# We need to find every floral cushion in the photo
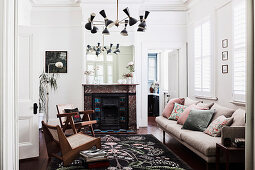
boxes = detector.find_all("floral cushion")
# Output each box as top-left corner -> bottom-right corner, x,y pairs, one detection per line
169,103 -> 188,121
204,115 -> 233,137
162,98 -> 185,118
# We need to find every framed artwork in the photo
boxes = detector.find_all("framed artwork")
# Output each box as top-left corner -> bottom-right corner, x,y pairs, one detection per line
222,39 -> 228,48
45,51 -> 67,73
222,65 -> 228,74
222,51 -> 228,61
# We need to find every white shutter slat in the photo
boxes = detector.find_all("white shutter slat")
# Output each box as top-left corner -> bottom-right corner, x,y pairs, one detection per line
232,0 -> 246,102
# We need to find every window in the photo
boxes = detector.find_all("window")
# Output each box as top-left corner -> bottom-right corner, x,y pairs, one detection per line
194,20 -> 212,97
148,53 -> 158,82
232,0 -> 247,102
86,54 -> 114,84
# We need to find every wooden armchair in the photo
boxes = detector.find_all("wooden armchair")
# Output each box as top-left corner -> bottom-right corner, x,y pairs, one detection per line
56,104 -> 96,136
42,121 -> 101,166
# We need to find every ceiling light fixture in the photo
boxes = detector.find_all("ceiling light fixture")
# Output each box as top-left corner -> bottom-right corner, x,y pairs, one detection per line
84,0 -> 150,36
86,36 -> 120,56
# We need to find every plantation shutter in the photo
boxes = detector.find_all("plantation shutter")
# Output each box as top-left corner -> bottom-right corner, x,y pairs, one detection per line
232,0 -> 246,102
194,20 -> 212,97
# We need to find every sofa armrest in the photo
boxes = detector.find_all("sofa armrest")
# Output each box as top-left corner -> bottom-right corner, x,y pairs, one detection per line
221,126 -> 245,144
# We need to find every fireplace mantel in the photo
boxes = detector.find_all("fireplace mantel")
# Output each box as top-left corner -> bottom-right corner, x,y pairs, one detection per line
83,84 -> 138,131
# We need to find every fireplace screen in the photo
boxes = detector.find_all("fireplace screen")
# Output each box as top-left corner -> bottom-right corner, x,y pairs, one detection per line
92,94 -> 128,130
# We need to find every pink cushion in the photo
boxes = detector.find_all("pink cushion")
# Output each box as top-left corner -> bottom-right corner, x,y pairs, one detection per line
162,98 -> 185,118
177,104 -> 207,125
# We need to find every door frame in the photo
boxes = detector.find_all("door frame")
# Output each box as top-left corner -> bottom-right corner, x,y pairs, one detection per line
0,0 -> 18,169
139,42 -> 184,127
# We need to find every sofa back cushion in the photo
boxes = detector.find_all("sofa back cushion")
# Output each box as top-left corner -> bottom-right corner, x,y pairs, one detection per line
231,108 -> 246,126
177,104 -> 208,125
184,97 -> 201,106
197,102 -> 214,109
204,115 -> 233,137
169,103 -> 187,120
210,103 -> 235,122
162,98 -> 185,118
182,109 -> 215,131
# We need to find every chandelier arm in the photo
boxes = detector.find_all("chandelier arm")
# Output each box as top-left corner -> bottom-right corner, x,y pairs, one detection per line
119,17 -> 129,23
93,24 -> 105,26
117,0 -> 119,21
93,21 -> 105,23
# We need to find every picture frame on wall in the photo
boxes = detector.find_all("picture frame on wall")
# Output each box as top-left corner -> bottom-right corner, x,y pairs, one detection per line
222,65 -> 228,74
45,51 -> 67,73
222,51 -> 228,61
222,39 -> 228,48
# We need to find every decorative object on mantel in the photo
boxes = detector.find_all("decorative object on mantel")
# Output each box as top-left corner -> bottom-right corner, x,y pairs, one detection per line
123,61 -> 135,84
39,61 -> 63,123
222,39 -> 228,48
84,0 -> 150,35
86,35 -> 120,56
222,51 -> 228,61
45,51 -> 67,73
222,65 -> 228,74
150,81 -> 159,94
84,70 -> 94,84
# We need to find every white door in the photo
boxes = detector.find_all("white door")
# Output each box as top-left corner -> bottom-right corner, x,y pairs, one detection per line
18,27 -> 39,159
168,50 -> 179,98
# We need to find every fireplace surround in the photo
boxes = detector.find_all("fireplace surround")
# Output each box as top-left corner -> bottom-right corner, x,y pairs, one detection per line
83,84 -> 137,131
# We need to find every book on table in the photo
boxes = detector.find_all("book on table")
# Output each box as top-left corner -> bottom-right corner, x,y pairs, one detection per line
80,149 -> 109,168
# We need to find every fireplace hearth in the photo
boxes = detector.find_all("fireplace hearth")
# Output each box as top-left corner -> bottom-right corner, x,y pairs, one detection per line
83,84 -> 137,131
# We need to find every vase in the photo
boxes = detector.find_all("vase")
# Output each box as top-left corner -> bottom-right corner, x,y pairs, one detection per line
127,77 -> 133,84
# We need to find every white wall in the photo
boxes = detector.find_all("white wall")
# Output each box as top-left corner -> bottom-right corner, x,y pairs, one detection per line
187,0 -> 245,109
30,7 -> 84,124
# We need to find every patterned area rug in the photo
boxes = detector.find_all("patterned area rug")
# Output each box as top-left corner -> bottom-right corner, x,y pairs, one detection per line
48,134 -> 192,170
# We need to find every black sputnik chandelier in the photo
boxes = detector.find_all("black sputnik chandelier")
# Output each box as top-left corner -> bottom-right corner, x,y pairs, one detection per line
86,36 -> 120,56
84,0 -> 150,36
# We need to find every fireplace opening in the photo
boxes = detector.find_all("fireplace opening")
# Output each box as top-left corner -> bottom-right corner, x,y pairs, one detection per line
101,105 -> 119,130
92,94 -> 128,130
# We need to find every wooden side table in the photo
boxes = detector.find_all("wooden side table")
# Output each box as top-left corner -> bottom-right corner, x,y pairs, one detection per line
216,143 -> 245,170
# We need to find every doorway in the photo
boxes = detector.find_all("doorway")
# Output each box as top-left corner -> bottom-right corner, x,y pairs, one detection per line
147,49 -> 180,121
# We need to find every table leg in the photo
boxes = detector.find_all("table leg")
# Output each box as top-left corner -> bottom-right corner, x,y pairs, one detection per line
216,144 -> 220,170
163,130 -> 165,144
225,149 -> 229,170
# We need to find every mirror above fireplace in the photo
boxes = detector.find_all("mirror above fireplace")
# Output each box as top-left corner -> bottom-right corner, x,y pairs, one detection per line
85,46 -> 134,84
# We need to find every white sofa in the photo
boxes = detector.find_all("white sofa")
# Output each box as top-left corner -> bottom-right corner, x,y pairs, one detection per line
155,107 -> 245,163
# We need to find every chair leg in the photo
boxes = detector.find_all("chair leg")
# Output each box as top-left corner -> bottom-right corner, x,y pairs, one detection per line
90,125 -> 95,137
163,130 -> 165,144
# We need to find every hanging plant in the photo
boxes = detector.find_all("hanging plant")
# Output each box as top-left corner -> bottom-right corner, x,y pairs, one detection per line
39,73 -> 58,113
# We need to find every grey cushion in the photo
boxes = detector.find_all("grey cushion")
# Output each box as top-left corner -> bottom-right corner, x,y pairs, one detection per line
197,102 -> 214,109
231,108 -> 246,126
184,97 -> 201,106
180,131 -> 221,156
182,109 -> 215,131
210,103 -> 235,122
155,116 -> 176,129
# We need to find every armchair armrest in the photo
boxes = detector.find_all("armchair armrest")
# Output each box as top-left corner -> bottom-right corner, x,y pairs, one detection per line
57,112 -> 78,118
79,110 -> 95,115
221,126 -> 245,144
80,120 -> 97,126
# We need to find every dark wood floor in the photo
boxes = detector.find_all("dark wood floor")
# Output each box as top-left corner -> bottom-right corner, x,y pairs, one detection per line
19,117 -> 244,170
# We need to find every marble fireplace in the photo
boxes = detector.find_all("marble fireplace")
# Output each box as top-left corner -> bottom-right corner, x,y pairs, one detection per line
83,84 -> 137,131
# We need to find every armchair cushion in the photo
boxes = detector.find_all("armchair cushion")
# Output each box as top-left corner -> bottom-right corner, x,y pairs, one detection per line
64,108 -> 82,123
67,133 -> 96,149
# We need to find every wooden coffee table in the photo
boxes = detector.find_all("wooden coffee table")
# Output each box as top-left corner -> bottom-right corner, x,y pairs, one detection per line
216,143 -> 245,170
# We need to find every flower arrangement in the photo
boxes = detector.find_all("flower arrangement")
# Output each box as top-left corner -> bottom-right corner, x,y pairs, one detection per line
126,61 -> 135,73
123,73 -> 133,78
84,70 -> 93,76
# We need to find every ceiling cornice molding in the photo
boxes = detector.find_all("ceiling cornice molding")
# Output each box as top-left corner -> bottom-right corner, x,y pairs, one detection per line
80,0 -> 145,4
30,0 -> 81,7
141,4 -> 187,11
184,0 -> 200,11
